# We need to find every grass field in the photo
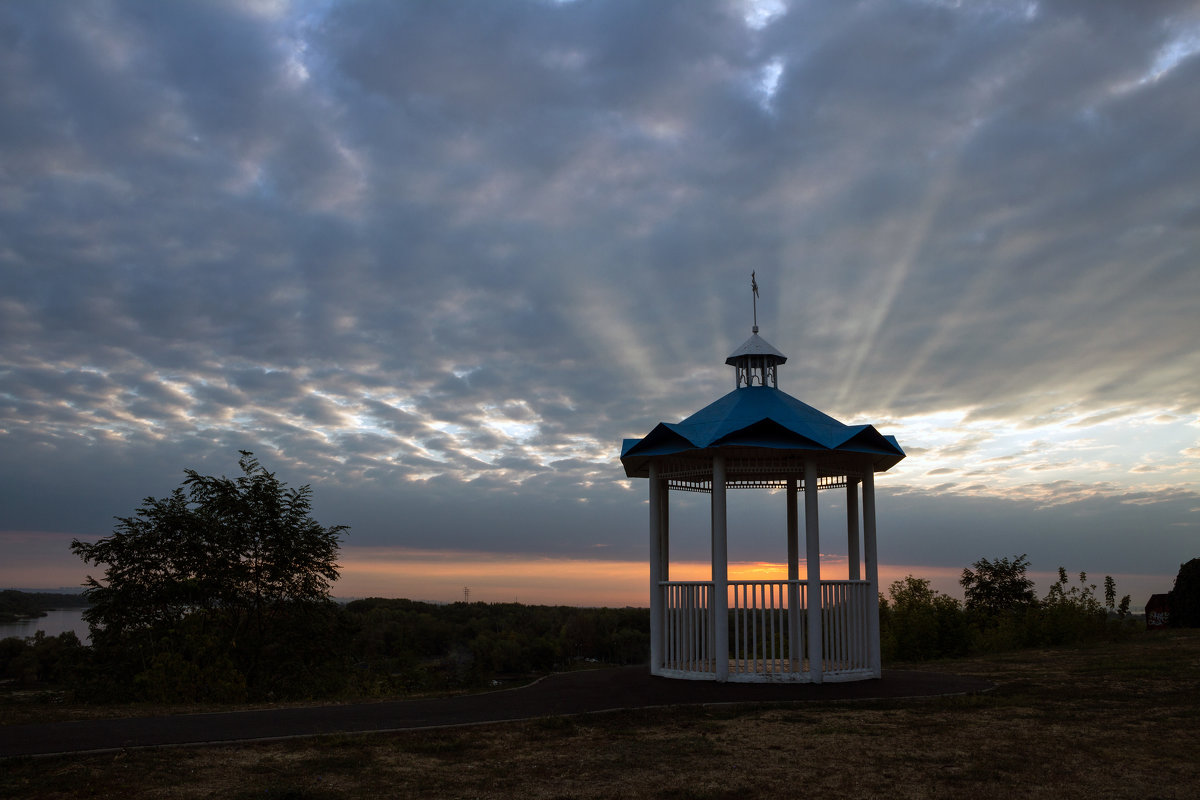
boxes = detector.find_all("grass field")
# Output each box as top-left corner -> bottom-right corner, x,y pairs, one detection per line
2,630 -> 1198,799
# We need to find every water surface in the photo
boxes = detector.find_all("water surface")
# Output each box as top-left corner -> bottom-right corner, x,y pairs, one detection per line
0,607 -> 90,642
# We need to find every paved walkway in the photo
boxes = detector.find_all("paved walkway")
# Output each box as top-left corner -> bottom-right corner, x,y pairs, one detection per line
0,667 -> 993,758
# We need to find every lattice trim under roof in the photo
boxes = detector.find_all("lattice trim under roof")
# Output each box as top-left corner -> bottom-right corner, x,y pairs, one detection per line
668,474 -> 848,494
654,455 -> 867,481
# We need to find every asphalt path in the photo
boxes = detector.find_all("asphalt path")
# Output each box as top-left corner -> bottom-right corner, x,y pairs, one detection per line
0,667 -> 993,758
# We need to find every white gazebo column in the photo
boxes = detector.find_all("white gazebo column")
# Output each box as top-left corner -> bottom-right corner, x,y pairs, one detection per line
787,479 -> 800,670
847,478 -> 861,581
804,460 -> 823,682
660,482 -> 670,583
862,462 -> 881,677
711,454 -> 729,682
648,462 -> 664,676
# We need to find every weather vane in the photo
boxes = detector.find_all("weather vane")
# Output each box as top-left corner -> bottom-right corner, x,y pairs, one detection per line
751,271 -> 760,333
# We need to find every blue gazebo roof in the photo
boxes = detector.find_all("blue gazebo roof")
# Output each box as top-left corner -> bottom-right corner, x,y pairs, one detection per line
620,331 -> 905,480
620,386 -> 904,478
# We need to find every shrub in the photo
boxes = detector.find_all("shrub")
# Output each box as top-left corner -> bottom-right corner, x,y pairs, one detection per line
1035,568 -> 1106,645
879,576 -> 968,662
0,631 -> 86,687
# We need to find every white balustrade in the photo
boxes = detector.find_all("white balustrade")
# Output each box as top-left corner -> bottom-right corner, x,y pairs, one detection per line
820,580 -> 871,673
662,581 -> 712,675
728,580 -> 800,677
659,578 -> 874,681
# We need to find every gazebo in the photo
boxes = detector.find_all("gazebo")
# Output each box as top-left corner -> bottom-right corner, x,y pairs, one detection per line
620,315 -> 905,683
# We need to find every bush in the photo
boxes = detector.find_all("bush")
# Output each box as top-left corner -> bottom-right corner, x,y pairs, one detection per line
134,643 -> 247,704
882,561 -> 1138,663
1035,568 -> 1106,645
341,599 -> 649,693
0,631 -> 86,688
879,576 -> 968,662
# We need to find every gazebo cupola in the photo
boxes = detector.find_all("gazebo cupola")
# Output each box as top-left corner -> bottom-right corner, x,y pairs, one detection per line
620,278 -> 905,683
726,330 -> 786,389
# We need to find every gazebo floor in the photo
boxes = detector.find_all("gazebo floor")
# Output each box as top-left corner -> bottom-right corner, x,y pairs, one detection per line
661,658 -> 877,683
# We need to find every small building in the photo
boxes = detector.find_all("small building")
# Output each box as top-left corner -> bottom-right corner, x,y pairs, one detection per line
1146,594 -> 1171,629
620,312 -> 905,683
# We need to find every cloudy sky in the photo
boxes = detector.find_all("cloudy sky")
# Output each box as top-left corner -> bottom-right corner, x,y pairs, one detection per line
2,0 -> 1198,607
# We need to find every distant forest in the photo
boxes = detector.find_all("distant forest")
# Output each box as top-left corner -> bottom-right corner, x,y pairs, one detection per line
7,554 -> 1196,704
0,592 -> 650,702
0,590 -> 89,623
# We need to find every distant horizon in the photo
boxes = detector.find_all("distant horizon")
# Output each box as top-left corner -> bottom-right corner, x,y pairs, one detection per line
3,552 -> 1174,615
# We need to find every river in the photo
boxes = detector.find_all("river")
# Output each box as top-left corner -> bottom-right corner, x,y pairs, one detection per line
0,607 -> 91,642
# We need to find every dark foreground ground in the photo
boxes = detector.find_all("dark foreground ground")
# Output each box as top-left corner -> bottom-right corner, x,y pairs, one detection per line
0,666 -> 991,758
2,634 -> 1198,799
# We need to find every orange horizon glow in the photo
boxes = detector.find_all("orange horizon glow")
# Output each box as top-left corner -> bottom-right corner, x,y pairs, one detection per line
334,546 -> 975,606
0,534 -> 1168,612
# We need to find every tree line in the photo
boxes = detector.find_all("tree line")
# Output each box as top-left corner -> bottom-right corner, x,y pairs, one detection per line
878,554 -> 1196,662
0,590 -> 89,624
880,554 -> 1141,662
0,598 -> 650,703
1,454 -> 1197,703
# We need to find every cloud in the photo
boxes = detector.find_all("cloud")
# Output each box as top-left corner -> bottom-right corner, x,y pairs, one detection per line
1,0 -> 1198,595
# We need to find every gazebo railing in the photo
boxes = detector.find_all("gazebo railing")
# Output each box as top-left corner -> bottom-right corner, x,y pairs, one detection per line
658,579 -> 874,681
820,580 -> 872,673
663,581 -> 712,674
729,580 -> 803,677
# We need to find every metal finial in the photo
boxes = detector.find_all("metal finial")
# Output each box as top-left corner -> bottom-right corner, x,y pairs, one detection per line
751,271 -> 760,333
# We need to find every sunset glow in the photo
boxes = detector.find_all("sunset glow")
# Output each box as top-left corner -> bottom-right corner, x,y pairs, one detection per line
2,1 -> 1197,606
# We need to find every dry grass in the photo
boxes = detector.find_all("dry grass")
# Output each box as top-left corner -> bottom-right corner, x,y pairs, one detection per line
3,630 -> 1199,799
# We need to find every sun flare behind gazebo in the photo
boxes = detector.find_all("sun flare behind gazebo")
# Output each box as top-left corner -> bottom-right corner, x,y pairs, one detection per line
620,288 -> 905,683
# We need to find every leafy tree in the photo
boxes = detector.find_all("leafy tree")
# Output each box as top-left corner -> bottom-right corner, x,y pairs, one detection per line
960,554 -> 1036,620
1168,557 -> 1200,628
71,452 -> 347,700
